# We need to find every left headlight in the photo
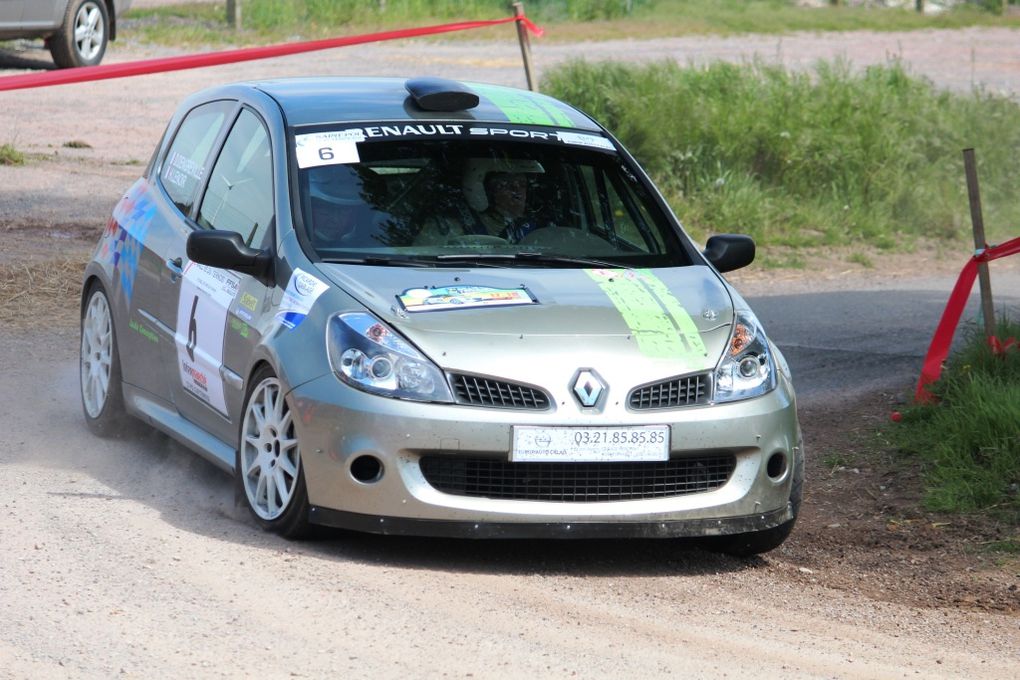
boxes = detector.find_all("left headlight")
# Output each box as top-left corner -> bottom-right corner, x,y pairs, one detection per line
714,309 -> 777,403
327,312 -> 454,403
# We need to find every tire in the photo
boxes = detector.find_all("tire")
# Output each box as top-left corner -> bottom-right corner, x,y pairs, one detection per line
80,281 -> 129,436
49,0 -> 109,68
710,447 -> 805,558
237,366 -> 311,539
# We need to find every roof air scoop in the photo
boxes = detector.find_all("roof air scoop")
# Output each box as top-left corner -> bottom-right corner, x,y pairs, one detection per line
405,77 -> 479,112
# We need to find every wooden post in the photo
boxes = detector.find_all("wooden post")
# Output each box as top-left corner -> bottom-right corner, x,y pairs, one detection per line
915,0 -> 925,13
962,148 -> 997,339
226,0 -> 241,29
512,2 -> 536,92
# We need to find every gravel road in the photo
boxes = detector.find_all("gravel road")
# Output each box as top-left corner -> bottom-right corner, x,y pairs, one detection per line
1,24 -> 1019,679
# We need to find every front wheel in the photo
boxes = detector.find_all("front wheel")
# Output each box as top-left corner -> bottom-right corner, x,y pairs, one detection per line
237,367 -> 311,538
709,446 -> 804,558
49,0 -> 109,68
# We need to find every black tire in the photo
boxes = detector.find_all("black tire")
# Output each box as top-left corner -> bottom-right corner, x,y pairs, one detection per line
49,0 -> 109,68
80,280 -> 129,437
236,366 -> 311,539
710,447 -> 805,558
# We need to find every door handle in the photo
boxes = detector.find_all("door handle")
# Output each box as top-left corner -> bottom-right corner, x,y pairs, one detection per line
166,257 -> 184,281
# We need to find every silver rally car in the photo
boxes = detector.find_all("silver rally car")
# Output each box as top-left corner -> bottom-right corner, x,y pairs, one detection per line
80,77 -> 802,555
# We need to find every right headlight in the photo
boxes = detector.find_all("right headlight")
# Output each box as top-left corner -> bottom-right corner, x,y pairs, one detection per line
714,309 -> 777,403
327,312 -> 453,403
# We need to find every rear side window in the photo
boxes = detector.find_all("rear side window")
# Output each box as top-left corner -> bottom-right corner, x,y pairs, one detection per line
197,109 -> 274,247
160,100 -> 234,216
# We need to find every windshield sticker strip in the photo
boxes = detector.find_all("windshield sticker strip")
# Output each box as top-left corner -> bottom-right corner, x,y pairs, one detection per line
586,269 -> 704,363
472,84 -> 574,127
276,268 -> 329,329
398,285 -> 536,313
295,132 -> 361,168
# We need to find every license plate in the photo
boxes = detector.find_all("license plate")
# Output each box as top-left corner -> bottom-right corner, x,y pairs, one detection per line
511,425 -> 670,463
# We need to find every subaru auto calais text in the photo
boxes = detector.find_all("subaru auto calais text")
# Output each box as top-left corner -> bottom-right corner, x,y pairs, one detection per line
80,77 -> 802,555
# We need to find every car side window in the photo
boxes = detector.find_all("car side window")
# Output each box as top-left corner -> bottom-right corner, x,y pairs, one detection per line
159,100 -> 234,216
197,109 -> 274,248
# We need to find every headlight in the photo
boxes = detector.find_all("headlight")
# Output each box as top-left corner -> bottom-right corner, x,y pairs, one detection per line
714,310 -> 776,403
327,312 -> 453,402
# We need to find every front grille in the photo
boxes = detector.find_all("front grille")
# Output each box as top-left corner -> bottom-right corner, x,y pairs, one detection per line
419,455 -> 735,502
450,373 -> 550,410
629,373 -> 710,410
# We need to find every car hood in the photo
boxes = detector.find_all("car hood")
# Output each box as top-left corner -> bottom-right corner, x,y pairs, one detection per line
316,264 -> 734,391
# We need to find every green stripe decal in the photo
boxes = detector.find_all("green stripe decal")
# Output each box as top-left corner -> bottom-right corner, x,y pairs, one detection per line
586,269 -> 706,362
473,85 -> 574,127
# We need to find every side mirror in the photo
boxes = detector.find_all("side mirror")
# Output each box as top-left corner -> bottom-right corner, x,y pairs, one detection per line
187,230 -> 273,285
702,234 -> 755,273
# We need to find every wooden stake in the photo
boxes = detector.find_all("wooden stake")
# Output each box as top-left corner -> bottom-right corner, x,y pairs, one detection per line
963,148 -> 997,339
512,3 -> 536,91
227,0 -> 241,29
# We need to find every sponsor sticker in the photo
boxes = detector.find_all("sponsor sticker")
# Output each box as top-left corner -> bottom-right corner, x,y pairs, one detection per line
556,131 -> 615,151
276,268 -> 329,329
397,285 -> 536,313
295,131 -> 363,169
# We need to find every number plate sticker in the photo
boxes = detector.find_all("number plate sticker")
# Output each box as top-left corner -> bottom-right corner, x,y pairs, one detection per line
511,426 -> 669,463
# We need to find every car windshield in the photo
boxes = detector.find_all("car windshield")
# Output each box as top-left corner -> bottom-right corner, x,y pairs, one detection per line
293,127 -> 692,268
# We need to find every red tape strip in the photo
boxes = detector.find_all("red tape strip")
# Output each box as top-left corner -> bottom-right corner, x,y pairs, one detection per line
0,15 -> 543,92
914,235 -> 1020,403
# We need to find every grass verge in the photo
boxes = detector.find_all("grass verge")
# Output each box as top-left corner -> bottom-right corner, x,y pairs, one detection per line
121,1 -> 1020,46
541,59 -> 1020,247
0,143 -> 25,166
892,318 -> 1020,517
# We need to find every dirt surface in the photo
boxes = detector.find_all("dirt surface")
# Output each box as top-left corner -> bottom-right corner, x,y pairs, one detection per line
1,25 -> 1020,679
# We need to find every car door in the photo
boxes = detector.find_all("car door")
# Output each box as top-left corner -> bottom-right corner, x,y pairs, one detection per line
98,101 -> 233,407
160,107 -> 277,445
20,0 -> 61,25
0,1 -> 26,27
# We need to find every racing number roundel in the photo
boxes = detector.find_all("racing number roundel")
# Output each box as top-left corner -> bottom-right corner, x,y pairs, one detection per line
175,262 -> 240,415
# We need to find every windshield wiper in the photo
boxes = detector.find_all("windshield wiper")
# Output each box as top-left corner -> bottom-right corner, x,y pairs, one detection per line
320,256 -> 435,267
434,252 -> 629,269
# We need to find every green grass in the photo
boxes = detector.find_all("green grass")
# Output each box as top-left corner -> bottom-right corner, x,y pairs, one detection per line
0,143 -> 25,166
541,59 -> 1020,247
121,1 -> 1020,46
892,318 -> 1020,515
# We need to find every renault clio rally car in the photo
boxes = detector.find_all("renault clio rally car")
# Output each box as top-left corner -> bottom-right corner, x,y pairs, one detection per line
80,77 -> 802,555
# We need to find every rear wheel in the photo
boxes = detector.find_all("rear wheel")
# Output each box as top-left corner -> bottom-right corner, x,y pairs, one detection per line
49,0 -> 109,68
80,281 -> 128,436
237,367 -> 311,538
710,447 -> 804,558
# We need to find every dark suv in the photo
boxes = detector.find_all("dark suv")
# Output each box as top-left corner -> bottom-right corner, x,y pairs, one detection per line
0,0 -> 132,68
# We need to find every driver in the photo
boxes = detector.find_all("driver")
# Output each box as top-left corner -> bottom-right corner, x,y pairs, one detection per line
307,165 -> 365,247
479,171 -> 540,242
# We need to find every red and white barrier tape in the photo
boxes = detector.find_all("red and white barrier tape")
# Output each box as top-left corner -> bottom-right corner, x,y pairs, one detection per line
0,15 -> 543,92
915,235 -> 1020,402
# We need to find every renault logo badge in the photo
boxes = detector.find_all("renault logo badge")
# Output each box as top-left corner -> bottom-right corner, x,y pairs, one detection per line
572,369 -> 605,408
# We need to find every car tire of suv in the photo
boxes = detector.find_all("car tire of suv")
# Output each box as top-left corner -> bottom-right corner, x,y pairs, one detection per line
237,366 -> 311,539
50,0 -> 109,69
709,447 -> 804,558
80,281 -> 129,436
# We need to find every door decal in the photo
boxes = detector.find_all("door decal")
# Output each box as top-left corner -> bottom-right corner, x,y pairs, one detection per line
175,262 -> 240,415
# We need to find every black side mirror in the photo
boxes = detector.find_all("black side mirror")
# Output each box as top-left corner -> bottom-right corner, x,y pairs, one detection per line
187,230 -> 273,285
702,234 -> 755,273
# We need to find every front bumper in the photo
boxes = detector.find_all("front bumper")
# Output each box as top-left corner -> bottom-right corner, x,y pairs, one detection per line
290,372 -> 801,537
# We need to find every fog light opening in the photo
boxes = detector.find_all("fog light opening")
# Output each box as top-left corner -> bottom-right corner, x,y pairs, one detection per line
766,452 -> 787,480
350,455 -> 384,484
